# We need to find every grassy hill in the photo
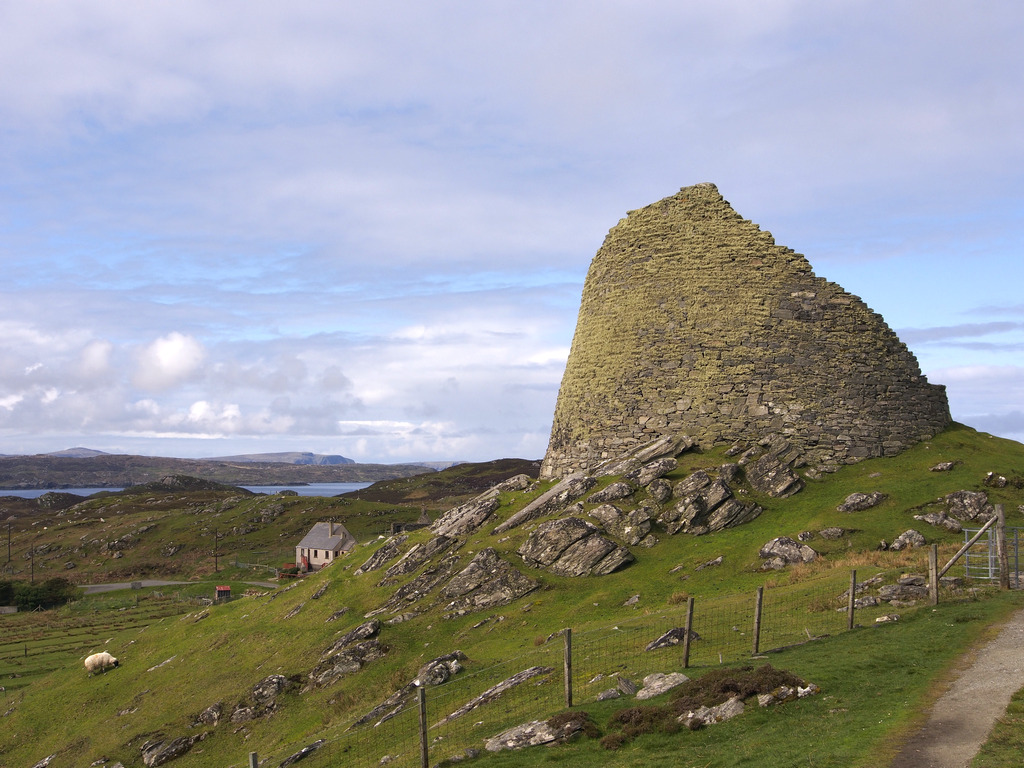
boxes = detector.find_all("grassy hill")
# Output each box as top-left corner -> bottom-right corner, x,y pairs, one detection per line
2,426 -> 1024,768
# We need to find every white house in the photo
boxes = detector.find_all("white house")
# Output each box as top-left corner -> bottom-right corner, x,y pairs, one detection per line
295,521 -> 356,572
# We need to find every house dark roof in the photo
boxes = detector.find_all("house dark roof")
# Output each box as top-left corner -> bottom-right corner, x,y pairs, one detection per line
297,522 -> 355,552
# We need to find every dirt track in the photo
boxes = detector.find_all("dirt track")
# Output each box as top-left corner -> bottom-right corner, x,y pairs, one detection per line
890,607 -> 1024,767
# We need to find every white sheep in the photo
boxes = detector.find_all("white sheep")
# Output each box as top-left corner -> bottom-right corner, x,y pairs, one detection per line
84,651 -> 119,675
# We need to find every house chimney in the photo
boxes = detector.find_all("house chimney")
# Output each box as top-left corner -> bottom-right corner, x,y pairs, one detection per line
330,522 -> 336,536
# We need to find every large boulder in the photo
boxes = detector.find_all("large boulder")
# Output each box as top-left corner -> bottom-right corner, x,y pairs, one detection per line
493,474 -> 597,534
431,498 -> 501,538
354,535 -> 408,575
945,490 -> 994,521
440,548 -> 539,615
759,537 -> 818,569
382,536 -> 457,580
837,492 -> 886,512
517,518 -> 634,576
624,457 -> 678,488
588,504 -> 652,546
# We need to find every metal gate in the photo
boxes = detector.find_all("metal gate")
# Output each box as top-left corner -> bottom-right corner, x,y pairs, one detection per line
963,526 -> 1022,587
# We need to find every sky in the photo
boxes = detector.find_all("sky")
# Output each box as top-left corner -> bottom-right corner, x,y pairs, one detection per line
0,1 -> 1022,464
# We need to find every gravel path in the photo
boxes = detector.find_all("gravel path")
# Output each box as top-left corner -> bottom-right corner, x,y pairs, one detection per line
890,607 -> 1024,767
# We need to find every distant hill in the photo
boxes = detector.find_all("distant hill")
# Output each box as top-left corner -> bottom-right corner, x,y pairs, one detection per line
201,451 -> 355,465
0,453 -> 433,490
44,447 -> 110,458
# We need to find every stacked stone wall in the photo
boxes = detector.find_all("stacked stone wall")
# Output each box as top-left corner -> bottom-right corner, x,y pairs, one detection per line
541,183 -> 950,479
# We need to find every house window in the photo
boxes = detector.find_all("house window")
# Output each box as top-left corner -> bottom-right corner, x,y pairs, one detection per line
314,550 -> 319,559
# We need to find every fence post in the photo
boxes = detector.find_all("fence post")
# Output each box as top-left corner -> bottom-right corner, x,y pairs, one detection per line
248,752 -> 258,768
752,587 -> 764,655
997,505 -> 1010,590
563,628 -> 573,709
847,570 -> 857,630
682,597 -> 695,669
418,685 -> 429,768
929,545 -> 939,606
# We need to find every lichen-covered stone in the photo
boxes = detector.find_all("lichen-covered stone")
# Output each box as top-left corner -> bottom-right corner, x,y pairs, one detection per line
518,518 -> 634,576
541,183 -> 949,479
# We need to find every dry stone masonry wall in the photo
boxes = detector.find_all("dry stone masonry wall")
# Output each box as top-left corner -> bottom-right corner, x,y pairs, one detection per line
541,183 -> 950,478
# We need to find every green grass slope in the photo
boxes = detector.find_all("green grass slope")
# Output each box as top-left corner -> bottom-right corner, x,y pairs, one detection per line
2,425 -> 1023,768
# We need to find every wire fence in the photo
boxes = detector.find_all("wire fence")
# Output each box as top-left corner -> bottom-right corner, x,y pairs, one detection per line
239,570 -> 868,768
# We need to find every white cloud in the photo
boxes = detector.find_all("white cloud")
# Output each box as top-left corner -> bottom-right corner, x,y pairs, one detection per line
133,332 -> 206,391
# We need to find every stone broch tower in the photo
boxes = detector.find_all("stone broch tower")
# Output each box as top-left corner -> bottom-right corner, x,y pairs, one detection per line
541,183 -> 951,479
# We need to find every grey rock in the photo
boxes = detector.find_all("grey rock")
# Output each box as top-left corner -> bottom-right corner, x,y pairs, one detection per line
646,478 -> 673,504
141,735 -> 206,767
914,512 -> 963,533
681,695 -> 745,727
322,620 -> 381,657
518,518 -> 633,576
745,450 -> 804,498
879,583 -> 929,601
636,672 -> 690,700
946,490 -> 993,521
645,627 -> 700,651
586,481 -> 634,504
837,492 -> 886,512
672,470 -> 712,498
695,555 -> 723,571
819,527 -> 847,540
890,529 -> 926,551
194,702 -> 222,726
431,497 -> 501,538
588,503 -> 652,546
493,474 -> 598,534
278,740 -> 325,767
439,666 -> 554,725
484,716 -> 585,752
930,462 -> 956,472
307,639 -> 387,688
251,674 -> 292,706
441,548 -> 539,615
596,688 -> 621,701
759,537 -> 817,565
382,536 -> 456,580
625,457 -> 679,487
354,535 -> 408,575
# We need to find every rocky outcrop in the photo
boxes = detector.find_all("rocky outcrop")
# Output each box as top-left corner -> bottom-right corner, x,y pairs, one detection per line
381,536 -> 456,581
141,734 -> 208,767
431,498 -> 501,538
759,537 -> 818,569
517,518 -> 634,576
588,504 -> 653,546
438,666 -> 554,725
645,627 -> 700,651
624,457 -> 678,488
355,651 -> 467,727
659,474 -> 762,535
541,183 -> 949,479
307,622 -> 386,689
354,535 -> 408,575
837,492 -> 886,512
636,672 -> 690,700
946,490 -> 994,521
484,716 -> 587,752
586,482 -> 634,504
889,529 -> 926,550
231,674 -> 299,721
493,474 -> 597,534
440,548 -> 539,616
